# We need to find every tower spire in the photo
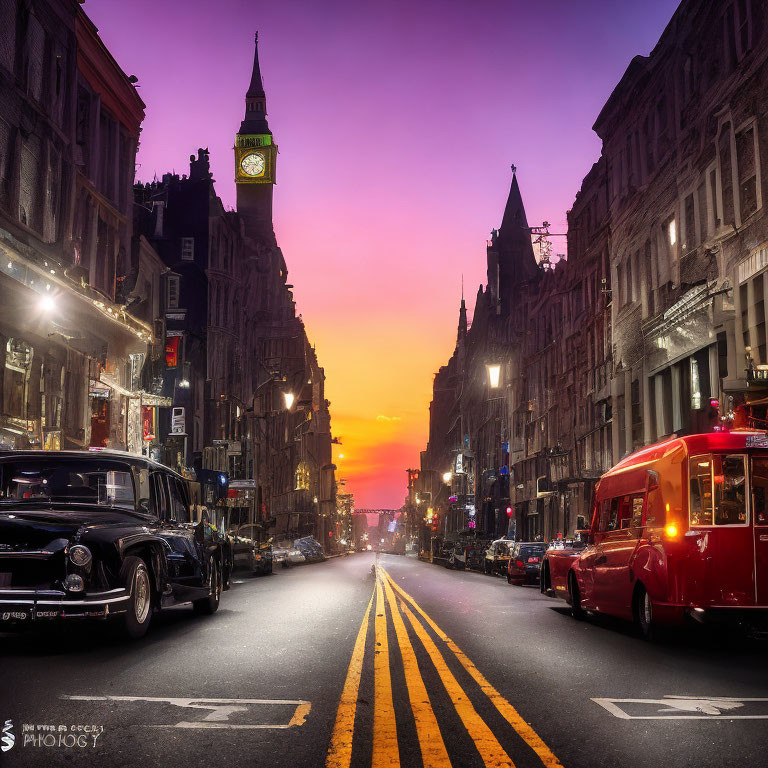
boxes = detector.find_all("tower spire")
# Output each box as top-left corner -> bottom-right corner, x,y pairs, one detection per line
241,32 -> 270,134
497,166 -> 537,282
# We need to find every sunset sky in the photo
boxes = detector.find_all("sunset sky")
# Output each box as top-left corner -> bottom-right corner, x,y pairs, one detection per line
87,0 -> 680,508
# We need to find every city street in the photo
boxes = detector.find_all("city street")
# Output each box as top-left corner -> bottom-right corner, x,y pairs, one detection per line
3,553 -> 768,768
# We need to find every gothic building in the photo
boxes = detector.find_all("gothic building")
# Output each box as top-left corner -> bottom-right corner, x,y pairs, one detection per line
416,0 -> 768,547
134,34 -> 336,544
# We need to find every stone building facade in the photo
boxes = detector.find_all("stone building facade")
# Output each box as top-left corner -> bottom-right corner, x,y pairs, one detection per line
416,0 -> 768,546
0,0 -> 157,455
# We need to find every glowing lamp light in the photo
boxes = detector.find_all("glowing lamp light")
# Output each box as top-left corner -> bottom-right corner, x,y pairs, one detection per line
710,398 -> 719,409
487,363 -> 502,389
668,219 -> 677,245
283,392 -> 295,410
506,506 -> 513,517
665,523 -> 678,538
39,294 -> 56,313
442,472 -> 452,484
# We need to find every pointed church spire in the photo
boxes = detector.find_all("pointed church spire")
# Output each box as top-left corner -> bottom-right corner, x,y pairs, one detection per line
241,32 -> 270,134
497,166 -> 537,283
457,290 -> 467,344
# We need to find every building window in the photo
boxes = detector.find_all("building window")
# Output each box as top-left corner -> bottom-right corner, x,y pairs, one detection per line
690,357 -> 702,410
718,122 -> 735,227
736,121 -> 760,222
166,274 -> 180,310
726,0 -> 752,66
181,237 -> 195,261
294,461 -> 310,491
683,192 -> 696,251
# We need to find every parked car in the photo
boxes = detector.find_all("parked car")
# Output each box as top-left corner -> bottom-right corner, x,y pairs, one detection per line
436,539 -> 455,566
293,536 -> 326,562
230,524 -> 273,575
466,539 -> 491,570
286,547 -> 307,564
272,546 -> 289,567
0,450 -> 226,639
506,542 -> 547,585
448,540 -> 473,570
483,538 -> 512,575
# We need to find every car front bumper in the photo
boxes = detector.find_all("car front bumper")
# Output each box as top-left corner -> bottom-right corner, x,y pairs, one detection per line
0,588 -> 130,625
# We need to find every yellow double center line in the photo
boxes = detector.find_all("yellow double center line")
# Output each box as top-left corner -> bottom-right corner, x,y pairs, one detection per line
326,566 -> 563,768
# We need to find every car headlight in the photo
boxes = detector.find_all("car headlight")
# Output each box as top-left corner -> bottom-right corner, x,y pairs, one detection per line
69,545 -> 92,567
64,574 -> 85,592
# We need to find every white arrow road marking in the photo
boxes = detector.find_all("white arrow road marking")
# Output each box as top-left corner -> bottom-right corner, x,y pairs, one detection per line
61,695 -> 311,729
593,696 -> 768,720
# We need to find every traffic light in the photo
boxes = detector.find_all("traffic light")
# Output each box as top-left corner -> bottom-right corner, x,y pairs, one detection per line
506,506 -> 513,517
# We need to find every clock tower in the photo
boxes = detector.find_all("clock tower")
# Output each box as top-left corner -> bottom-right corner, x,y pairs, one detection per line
235,33 -> 277,239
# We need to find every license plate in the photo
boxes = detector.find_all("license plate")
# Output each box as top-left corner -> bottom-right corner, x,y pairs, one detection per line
528,557 -> 539,563
0,607 -> 31,622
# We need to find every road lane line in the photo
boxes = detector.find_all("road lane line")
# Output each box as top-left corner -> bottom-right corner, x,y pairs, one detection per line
373,573 -> 400,768
383,569 -> 564,768
326,590 -> 375,768
380,570 -> 452,768
399,599 -> 515,768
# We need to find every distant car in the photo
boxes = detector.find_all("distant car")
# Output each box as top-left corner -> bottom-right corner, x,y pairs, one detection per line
448,541 -> 473,570
484,539 -> 512,575
507,542 -> 547,585
293,536 -> 326,562
287,547 -> 306,564
466,540 -> 490,571
272,546 -> 289,567
0,450 -> 226,639
230,524 -> 273,575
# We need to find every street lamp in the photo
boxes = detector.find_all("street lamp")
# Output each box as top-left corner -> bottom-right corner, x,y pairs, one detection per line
442,471 -> 452,484
487,363 -> 501,389
284,392 -> 295,410
39,293 -> 56,313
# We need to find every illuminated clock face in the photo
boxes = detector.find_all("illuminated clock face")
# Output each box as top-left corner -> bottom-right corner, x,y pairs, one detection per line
240,151 -> 265,177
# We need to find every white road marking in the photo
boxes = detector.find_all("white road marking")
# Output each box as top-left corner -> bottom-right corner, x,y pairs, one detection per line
593,695 -> 768,719
61,695 -> 311,729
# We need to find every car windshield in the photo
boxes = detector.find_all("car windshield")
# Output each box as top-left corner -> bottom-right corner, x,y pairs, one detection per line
518,546 -> 545,559
0,458 -> 137,511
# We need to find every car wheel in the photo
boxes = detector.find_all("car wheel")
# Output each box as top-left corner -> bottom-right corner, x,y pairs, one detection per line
635,584 -> 655,640
506,572 -> 513,584
118,556 -> 153,640
193,555 -> 221,615
569,572 -> 585,620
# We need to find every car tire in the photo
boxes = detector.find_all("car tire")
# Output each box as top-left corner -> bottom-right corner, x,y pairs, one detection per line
506,572 -> 513,584
569,572 -> 585,620
634,584 -> 656,640
193,555 -> 221,615
118,556 -> 153,640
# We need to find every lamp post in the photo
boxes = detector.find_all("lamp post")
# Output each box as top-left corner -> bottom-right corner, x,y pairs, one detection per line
486,363 -> 501,389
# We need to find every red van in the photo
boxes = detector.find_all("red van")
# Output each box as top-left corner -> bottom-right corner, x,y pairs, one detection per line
541,431 -> 768,637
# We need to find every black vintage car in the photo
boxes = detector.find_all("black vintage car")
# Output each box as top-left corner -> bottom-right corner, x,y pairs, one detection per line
0,451 -> 226,639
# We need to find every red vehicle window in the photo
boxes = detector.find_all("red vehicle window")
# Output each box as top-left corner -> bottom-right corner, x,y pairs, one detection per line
753,457 -> 768,526
714,454 -> 747,525
689,455 -> 714,526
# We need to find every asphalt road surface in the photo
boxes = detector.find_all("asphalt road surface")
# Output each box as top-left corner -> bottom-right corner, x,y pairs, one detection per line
2,553 -> 768,768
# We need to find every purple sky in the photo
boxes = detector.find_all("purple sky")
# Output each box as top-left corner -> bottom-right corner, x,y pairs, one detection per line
86,0 -> 680,507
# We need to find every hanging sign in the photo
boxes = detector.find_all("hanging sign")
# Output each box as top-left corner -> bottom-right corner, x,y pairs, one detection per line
165,336 -> 180,368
